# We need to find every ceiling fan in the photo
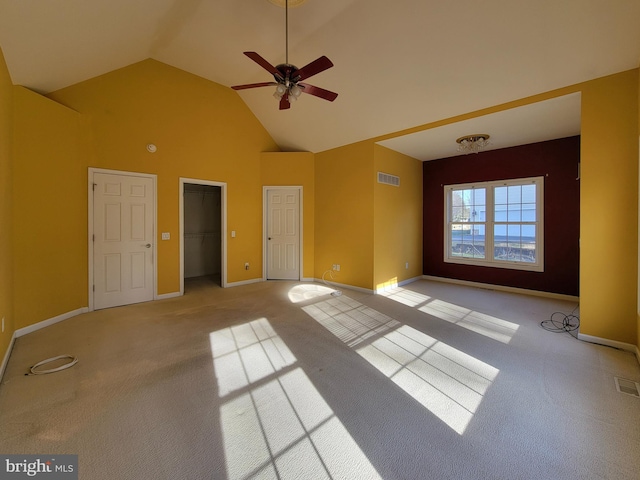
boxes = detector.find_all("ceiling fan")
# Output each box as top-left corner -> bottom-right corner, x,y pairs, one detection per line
231,0 -> 338,110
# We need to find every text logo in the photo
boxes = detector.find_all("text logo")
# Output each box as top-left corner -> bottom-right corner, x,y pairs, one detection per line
0,455 -> 77,479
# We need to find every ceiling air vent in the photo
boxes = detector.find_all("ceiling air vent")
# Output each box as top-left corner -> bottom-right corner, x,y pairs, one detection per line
378,172 -> 400,187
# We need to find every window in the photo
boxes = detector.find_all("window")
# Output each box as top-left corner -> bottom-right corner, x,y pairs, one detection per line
444,177 -> 543,271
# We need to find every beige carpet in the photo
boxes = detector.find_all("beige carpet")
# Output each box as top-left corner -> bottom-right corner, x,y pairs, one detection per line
1,278 -> 639,479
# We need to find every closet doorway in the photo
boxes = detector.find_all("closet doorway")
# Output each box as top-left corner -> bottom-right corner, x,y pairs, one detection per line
180,178 -> 227,294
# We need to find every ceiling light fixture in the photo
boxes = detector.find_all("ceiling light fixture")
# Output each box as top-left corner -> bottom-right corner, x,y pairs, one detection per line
456,134 -> 491,154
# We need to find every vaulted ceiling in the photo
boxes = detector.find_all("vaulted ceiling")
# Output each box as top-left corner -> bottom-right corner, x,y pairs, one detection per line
1,0 -> 639,158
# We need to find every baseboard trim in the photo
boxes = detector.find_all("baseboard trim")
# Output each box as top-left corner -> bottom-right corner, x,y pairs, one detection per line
157,292 -> 181,300
226,278 -> 264,288
15,307 -> 89,338
577,333 -> 638,356
313,278 -> 374,294
0,332 -> 17,384
636,345 -> 640,365
375,276 -> 422,293
422,275 -> 579,302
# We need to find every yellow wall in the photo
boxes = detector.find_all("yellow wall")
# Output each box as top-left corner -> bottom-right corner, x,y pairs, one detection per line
580,70 -> 639,344
12,87 -> 86,329
0,48 -> 13,362
1,53 -> 638,350
315,141 -> 374,289
47,59 -> 279,293
260,152 -> 315,279
373,145 -> 423,290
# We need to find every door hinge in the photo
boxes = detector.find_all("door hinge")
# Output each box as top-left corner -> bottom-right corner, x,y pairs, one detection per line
93,285 -> 95,292
92,183 -> 96,191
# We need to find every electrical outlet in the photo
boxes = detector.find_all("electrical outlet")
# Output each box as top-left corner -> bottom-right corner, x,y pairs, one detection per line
336,264 -> 340,272
332,264 -> 336,271
161,232 -> 170,240
406,262 -> 409,269
245,262 -> 249,270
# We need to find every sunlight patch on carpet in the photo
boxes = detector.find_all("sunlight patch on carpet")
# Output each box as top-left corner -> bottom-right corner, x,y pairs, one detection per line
376,286 -> 519,344
210,318 -> 382,480
303,297 -> 499,435
288,284 -> 335,303
418,299 -> 519,344
378,287 -> 431,307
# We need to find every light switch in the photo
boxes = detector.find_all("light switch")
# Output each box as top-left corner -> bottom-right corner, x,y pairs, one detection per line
231,231 -> 236,238
161,232 -> 170,240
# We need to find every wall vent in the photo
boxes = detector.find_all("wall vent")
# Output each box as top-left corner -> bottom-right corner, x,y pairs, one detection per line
614,377 -> 640,397
378,172 -> 400,187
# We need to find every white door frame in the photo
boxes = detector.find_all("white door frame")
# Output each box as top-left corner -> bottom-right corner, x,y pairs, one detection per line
180,177 -> 228,293
263,186 -> 303,281
88,168 -> 158,312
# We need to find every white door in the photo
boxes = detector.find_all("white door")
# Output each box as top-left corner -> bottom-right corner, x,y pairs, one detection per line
267,189 -> 300,280
93,172 -> 155,309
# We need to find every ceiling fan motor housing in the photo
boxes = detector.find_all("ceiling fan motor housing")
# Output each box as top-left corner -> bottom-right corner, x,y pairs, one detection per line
275,64 -> 299,84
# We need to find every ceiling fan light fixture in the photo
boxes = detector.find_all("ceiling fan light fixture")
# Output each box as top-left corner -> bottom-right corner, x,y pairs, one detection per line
273,84 -> 287,98
231,0 -> 338,109
456,134 -> 491,154
290,84 -> 302,98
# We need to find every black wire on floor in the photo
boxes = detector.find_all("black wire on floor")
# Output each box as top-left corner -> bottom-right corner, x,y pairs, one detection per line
540,305 -> 629,352
540,304 -> 580,339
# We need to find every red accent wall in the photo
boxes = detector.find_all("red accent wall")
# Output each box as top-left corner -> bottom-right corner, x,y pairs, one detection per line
423,136 -> 580,296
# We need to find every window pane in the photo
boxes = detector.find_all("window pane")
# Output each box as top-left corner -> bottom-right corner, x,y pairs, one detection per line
450,224 -> 485,259
494,186 -> 507,205
507,224 -> 521,238
476,205 -> 486,221
522,204 -> 536,221
507,185 -> 521,204
474,189 -> 486,207
452,190 -> 470,221
461,189 -> 473,208
466,224 -> 485,259
451,206 -> 465,222
521,225 -> 536,263
507,205 -> 521,221
522,184 -> 536,203
495,206 -> 507,222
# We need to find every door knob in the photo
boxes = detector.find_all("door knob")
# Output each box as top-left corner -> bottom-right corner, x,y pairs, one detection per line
143,243 -> 151,248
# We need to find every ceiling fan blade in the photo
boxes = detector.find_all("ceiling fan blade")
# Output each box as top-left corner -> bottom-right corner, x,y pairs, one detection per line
294,56 -> 333,81
243,52 -> 283,81
298,83 -> 338,102
231,82 -> 277,90
279,92 -> 291,110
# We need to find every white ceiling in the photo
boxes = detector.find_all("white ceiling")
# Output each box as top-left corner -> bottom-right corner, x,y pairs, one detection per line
0,0 -> 638,158
378,93 -> 582,161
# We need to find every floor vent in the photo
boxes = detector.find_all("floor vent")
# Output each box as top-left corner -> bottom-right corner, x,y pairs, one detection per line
614,377 -> 640,397
378,172 -> 400,187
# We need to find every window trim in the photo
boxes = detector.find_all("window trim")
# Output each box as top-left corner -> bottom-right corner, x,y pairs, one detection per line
443,177 -> 544,272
